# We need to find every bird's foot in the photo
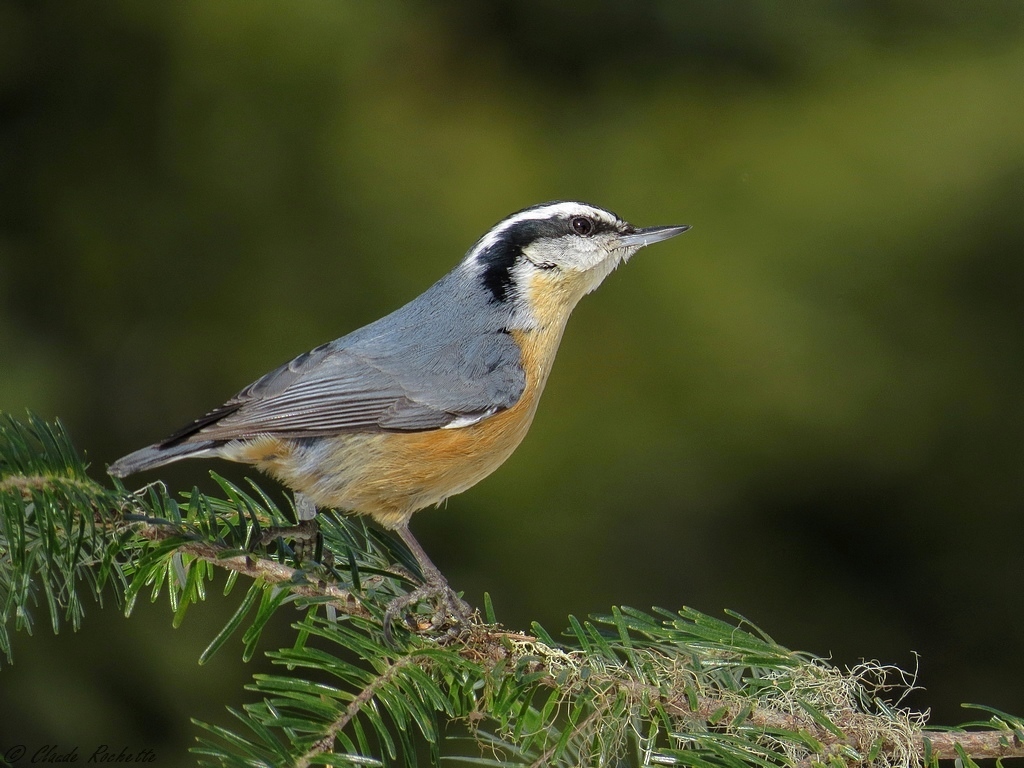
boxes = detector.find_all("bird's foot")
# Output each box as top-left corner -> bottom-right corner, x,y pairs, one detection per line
383,576 -> 473,644
257,518 -> 330,565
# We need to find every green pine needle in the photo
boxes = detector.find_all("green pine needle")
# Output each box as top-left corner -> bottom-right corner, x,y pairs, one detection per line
2,411 -> 1023,767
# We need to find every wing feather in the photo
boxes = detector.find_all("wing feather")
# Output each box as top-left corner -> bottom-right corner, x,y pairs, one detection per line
163,327 -> 525,445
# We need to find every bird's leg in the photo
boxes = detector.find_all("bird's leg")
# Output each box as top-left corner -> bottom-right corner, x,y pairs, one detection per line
383,523 -> 472,642
295,492 -> 318,522
258,492 -> 323,563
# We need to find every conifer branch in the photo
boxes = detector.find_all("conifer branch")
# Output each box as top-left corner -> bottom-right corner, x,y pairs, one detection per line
3,411 -> 1023,767
926,729 -> 1024,761
136,523 -> 369,619
295,652 -> 428,768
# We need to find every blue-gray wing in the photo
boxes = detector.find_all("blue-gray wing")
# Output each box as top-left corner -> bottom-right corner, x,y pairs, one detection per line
167,329 -> 525,443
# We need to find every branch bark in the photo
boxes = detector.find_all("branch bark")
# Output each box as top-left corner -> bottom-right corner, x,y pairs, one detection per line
136,523 -> 371,619
126,512 -> 1024,766
926,729 -> 1024,760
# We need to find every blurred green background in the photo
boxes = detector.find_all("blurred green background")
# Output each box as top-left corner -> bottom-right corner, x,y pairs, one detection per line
2,0 -> 1024,763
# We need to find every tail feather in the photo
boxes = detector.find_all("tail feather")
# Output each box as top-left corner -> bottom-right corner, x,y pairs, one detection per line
108,440 -> 219,478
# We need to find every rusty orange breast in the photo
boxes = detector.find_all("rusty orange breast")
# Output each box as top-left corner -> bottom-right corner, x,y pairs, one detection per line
230,319 -> 570,529
229,270 -> 591,527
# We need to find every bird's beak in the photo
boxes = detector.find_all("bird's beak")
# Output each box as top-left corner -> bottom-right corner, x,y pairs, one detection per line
618,224 -> 691,248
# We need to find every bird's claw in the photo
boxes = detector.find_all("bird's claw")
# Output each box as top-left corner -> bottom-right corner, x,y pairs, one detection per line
257,518 -> 327,564
383,578 -> 472,644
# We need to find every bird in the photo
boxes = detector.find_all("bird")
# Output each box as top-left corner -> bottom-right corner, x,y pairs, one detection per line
109,200 -> 689,632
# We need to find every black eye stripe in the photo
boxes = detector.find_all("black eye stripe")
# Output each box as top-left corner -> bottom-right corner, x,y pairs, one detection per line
478,240 -> 518,303
475,211 -> 620,301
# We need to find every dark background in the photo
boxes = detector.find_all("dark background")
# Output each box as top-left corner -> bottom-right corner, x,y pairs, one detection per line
2,1 -> 1023,764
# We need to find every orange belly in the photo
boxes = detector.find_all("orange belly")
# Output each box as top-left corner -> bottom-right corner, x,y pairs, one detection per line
225,323 -> 565,529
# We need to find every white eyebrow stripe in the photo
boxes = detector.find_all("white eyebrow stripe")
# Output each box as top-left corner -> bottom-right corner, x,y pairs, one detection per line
467,202 -> 620,264
498,202 -> 599,227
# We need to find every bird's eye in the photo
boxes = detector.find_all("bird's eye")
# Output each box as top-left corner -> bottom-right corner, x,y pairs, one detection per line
571,216 -> 595,236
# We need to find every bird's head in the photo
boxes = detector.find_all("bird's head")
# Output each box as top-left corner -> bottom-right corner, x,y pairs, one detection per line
464,201 -> 689,327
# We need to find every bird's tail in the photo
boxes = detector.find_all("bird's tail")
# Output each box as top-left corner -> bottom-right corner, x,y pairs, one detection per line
108,439 -> 218,478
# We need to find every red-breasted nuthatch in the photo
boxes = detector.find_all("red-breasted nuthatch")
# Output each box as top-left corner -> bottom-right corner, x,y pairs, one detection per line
110,201 -> 689,629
